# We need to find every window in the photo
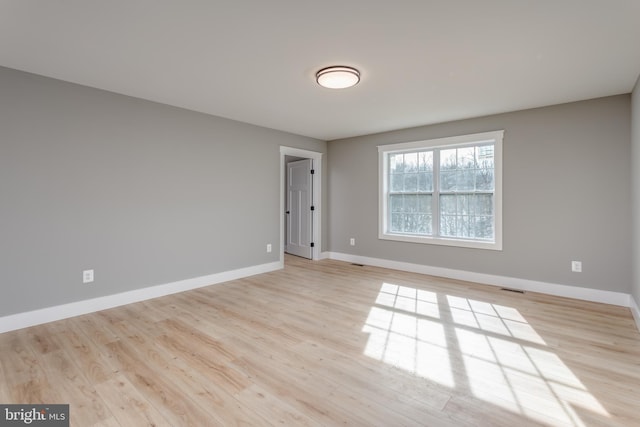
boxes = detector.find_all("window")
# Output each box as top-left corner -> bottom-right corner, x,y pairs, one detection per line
379,130 -> 503,250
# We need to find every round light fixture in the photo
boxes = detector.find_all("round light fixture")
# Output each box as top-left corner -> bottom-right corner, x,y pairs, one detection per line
316,66 -> 360,89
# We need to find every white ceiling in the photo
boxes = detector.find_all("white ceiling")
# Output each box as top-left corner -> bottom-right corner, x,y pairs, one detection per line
1,1 -> 639,141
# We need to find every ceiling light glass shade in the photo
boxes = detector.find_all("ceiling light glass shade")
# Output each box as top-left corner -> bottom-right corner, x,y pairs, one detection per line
316,66 -> 360,89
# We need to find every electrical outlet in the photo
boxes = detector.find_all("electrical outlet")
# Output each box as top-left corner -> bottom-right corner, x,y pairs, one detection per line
571,261 -> 582,273
266,243 -> 272,253
350,238 -> 355,246
83,269 -> 94,284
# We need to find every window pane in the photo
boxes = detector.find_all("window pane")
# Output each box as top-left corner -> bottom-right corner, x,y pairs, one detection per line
475,168 -> 494,191
416,214 -> 432,235
391,213 -> 403,232
389,192 -> 432,235
440,170 -> 456,191
390,194 -> 404,212
458,147 -> 476,169
440,194 -> 456,213
390,154 -> 404,173
404,173 -> 418,191
405,195 -> 418,212
457,169 -> 475,191
440,193 -> 494,240
440,215 -> 456,237
402,213 -> 431,235
457,194 -> 470,216
474,216 -> 494,239
472,194 -> 493,216
405,152 -> 418,173
441,149 -> 457,170
417,195 -> 432,214
476,145 -> 494,169
403,214 -> 418,233
457,215 -> 472,238
418,173 -> 428,191
419,151 -> 433,171
439,145 -> 495,192
390,173 -> 404,192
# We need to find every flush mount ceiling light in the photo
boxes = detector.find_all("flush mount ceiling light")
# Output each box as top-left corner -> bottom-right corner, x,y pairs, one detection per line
316,66 -> 360,89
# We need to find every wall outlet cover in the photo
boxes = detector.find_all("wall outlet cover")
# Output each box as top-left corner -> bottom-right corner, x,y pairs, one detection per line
571,261 -> 582,273
83,269 -> 94,283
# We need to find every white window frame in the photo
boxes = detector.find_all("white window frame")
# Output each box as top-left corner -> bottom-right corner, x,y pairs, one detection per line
378,130 -> 503,251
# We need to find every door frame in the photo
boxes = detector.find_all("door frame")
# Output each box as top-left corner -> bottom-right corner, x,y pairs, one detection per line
280,146 -> 323,263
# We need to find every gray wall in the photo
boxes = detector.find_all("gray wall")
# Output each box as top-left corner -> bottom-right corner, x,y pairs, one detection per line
632,77 -> 640,304
328,95 -> 631,293
0,66 -> 326,317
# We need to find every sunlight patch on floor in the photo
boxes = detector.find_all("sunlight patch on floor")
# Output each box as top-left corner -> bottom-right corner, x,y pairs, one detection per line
362,282 -> 610,426
364,284 -> 453,387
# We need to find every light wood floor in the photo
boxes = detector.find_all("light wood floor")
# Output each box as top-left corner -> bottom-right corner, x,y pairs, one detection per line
1,256 -> 639,426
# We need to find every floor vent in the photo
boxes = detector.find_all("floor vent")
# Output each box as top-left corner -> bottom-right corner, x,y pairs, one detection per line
500,288 -> 525,294
351,263 -> 364,267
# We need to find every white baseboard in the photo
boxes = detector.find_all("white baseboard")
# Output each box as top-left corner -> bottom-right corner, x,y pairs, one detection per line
0,260 -> 283,334
4,255 -> 635,335
326,252 -> 631,307
631,296 -> 640,332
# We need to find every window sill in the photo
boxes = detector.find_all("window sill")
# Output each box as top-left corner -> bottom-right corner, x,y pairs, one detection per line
379,232 -> 502,251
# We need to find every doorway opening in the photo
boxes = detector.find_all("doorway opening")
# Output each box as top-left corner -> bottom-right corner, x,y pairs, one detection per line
279,147 -> 323,263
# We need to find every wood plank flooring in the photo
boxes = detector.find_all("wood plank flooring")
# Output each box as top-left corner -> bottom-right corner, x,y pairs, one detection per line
1,255 -> 639,426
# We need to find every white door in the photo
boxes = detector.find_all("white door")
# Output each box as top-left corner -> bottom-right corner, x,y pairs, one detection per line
286,159 -> 313,259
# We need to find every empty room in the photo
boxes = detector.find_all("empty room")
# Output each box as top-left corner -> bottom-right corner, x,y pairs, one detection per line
1,1 -> 640,426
